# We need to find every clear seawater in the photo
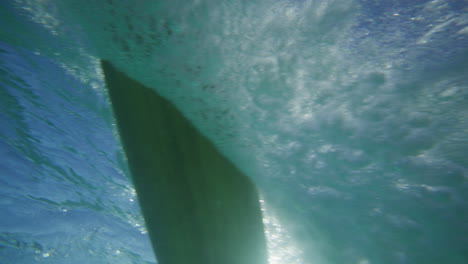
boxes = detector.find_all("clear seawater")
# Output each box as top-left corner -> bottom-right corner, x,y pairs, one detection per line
1,0 -> 467,263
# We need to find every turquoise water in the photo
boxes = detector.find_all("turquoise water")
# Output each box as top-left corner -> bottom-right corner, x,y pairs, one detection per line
1,0 -> 467,263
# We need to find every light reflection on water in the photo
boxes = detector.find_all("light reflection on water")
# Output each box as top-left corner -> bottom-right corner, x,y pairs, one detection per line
259,199 -> 304,264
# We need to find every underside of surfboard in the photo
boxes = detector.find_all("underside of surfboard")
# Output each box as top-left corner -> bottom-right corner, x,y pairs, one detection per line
101,60 -> 268,264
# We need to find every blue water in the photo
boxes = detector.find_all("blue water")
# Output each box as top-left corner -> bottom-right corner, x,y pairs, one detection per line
1,0 -> 467,264
0,34 -> 155,263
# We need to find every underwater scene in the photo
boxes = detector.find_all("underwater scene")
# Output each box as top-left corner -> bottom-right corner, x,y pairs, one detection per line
0,0 -> 467,263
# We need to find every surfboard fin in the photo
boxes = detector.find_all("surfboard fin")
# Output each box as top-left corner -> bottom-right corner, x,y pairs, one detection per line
101,60 -> 268,264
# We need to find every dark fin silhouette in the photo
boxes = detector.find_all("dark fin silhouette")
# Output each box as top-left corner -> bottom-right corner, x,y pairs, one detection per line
101,60 -> 268,264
